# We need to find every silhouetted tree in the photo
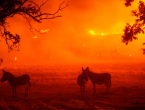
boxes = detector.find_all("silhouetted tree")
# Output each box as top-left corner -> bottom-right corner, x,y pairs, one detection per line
122,0 -> 145,54
0,0 -> 68,52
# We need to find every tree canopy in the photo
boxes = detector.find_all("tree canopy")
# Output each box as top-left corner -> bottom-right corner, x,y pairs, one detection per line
123,0 -> 145,53
0,0 -> 68,52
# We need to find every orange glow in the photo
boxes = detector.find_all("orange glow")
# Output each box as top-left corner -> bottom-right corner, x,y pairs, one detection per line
1,1 -> 145,109
33,36 -> 38,38
89,30 -> 95,36
40,29 -> 49,33
1,0 -> 145,66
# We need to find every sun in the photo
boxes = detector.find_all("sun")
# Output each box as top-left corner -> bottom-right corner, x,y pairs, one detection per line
89,30 -> 95,36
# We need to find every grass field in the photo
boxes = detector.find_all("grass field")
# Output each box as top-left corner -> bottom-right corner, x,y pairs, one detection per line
0,62 -> 145,110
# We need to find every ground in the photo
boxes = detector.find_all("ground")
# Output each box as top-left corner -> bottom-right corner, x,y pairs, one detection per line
0,62 -> 145,110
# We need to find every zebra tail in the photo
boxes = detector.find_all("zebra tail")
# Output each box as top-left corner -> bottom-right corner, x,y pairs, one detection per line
109,78 -> 111,89
29,81 -> 31,88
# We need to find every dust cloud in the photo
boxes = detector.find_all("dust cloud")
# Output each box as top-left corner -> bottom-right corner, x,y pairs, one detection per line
0,0 -> 145,65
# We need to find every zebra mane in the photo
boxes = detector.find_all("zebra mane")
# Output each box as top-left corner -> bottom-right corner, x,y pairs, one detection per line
2,69 -> 14,77
87,69 -> 97,74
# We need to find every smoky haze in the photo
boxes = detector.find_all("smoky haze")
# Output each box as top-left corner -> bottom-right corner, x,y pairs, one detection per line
0,0 -> 145,65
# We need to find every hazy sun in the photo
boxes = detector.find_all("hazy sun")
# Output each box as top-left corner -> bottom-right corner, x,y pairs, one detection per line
89,30 -> 95,36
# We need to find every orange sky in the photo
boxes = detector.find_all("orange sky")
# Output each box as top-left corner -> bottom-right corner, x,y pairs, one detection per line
0,0 -> 145,65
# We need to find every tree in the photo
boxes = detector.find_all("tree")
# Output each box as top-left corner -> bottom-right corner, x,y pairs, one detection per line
122,0 -> 145,54
0,0 -> 68,52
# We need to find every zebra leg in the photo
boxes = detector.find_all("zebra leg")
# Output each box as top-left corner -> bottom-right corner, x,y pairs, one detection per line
26,85 -> 28,96
80,86 -> 82,95
25,88 -> 27,97
25,82 -> 30,96
82,86 -> 85,95
25,86 -> 28,97
108,79 -> 111,91
109,79 -> 111,89
26,88 -> 28,96
106,79 -> 111,92
106,86 -> 108,92
105,82 -> 109,92
105,83 -> 107,92
15,88 -> 17,97
26,81 -> 31,96
93,84 -> 96,94
12,88 -> 15,98
12,87 -> 16,98
84,86 -> 85,95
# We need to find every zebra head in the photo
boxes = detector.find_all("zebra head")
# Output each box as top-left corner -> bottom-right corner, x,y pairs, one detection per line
82,67 -> 89,81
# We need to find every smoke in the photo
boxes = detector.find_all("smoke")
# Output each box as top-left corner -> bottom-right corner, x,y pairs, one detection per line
1,0 -> 145,65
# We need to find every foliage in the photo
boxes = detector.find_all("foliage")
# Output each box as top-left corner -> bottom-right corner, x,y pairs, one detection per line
123,0 -> 145,54
0,0 -> 68,52
124,0 -> 134,7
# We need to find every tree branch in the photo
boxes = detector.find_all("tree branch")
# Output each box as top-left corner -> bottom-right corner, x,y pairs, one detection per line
0,0 -> 68,52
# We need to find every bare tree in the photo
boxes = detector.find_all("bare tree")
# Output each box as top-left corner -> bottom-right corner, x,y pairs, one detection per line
0,0 -> 68,52
122,0 -> 145,54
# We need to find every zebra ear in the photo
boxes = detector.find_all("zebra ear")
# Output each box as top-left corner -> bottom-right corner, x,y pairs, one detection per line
2,69 -> 5,73
82,67 -> 84,71
86,67 -> 89,70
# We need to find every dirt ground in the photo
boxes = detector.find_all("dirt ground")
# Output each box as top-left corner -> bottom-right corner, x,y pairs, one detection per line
0,62 -> 145,110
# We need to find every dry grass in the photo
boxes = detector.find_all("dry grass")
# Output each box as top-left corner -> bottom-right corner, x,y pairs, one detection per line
0,62 -> 145,109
